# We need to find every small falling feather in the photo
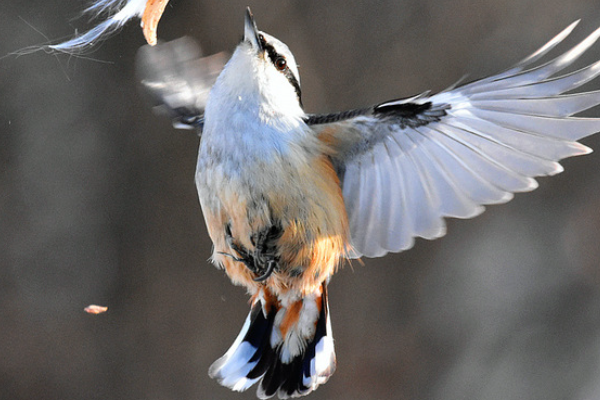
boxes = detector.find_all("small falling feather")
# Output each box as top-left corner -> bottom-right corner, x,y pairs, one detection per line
51,0 -> 170,52
84,305 -> 108,314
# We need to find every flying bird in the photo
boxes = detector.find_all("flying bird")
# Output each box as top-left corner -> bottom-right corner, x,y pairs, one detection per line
137,8 -> 600,399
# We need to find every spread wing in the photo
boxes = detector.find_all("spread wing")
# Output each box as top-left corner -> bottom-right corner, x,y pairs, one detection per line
309,21 -> 600,258
136,37 -> 227,131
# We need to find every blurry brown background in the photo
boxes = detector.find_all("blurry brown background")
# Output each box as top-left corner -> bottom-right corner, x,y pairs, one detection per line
2,1 -> 600,399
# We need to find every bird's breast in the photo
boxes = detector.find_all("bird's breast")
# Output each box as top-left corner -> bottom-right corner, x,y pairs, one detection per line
195,120 -> 350,294
196,125 -> 325,235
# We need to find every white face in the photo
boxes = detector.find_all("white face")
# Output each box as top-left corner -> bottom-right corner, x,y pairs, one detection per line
255,31 -> 302,106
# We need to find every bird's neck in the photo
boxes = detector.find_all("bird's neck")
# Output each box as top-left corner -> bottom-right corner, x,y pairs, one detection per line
204,81 -> 309,150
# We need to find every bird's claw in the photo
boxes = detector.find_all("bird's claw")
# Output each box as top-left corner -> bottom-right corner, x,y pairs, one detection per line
252,259 -> 277,282
223,224 -> 280,282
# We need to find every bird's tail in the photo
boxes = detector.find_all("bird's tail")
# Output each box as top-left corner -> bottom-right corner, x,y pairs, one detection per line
209,283 -> 336,399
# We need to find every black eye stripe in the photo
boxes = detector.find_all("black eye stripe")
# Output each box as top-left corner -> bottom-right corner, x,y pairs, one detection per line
259,35 -> 287,71
286,72 -> 303,108
260,36 -> 303,107
263,43 -> 283,69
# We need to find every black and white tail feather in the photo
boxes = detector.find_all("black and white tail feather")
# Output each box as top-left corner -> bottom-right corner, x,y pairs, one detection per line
209,285 -> 336,399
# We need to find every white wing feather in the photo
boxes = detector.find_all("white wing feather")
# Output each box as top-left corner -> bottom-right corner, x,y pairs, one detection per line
136,37 -> 227,130
321,22 -> 600,258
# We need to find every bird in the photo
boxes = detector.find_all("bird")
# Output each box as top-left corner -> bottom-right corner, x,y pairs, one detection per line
135,8 -> 600,400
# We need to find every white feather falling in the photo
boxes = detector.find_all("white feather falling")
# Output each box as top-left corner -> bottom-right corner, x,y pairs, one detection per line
51,0 -> 169,52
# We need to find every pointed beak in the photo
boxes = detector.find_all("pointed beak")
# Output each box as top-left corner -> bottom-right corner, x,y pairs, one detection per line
244,7 -> 263,51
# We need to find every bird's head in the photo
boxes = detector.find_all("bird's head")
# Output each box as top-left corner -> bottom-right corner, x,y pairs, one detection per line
211,8 -> 303,119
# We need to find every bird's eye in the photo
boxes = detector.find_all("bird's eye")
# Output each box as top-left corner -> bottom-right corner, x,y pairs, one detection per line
275,57 -> 287,71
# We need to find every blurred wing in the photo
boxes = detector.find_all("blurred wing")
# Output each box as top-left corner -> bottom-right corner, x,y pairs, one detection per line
310,21 -> 600,258
136,37 -> 227,131
51,0 -> 169,52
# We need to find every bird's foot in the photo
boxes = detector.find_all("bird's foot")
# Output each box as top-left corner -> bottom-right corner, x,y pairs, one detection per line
222,224 -> 279,282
